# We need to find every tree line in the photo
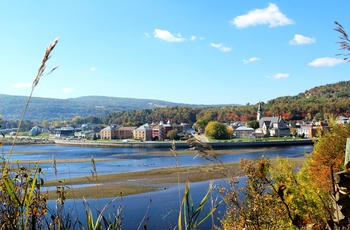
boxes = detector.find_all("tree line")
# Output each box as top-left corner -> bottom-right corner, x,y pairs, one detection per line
1,80 -> 349,131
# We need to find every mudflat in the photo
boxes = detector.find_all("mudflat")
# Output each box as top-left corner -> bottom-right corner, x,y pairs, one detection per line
41,157 -> 306,199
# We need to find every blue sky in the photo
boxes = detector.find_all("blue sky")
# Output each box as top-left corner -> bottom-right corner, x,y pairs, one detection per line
0,1 -> 349,105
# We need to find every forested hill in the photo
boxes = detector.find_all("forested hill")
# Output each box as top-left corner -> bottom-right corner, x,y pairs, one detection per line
1,81 -> 349,122
0,94 -> 237,121
83,81 -> 350,126
262,81 -> 350,120
303,81 -> 350,98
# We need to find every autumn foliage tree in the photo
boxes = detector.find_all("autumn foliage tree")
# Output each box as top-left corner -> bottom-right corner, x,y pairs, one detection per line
305,122 -> 350,192
222,157 -> 332,229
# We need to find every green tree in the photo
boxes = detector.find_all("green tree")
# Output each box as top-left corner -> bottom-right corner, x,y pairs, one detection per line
314,112 -> 323,121
247,120 -> 259,129
204,121 -> 229,140
71,116 -> 85,126
167,129 -> 179,140
195,118 -> 210,133
41,120 -> 50,128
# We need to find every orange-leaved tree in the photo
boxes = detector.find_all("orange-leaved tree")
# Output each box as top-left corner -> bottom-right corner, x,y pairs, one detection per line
306,121 -> 350,192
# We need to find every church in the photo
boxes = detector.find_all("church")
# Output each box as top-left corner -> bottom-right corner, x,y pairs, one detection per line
255,102 -> 291,137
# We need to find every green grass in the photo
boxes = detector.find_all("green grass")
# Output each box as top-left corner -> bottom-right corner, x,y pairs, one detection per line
207,136 -> 304,142
37,132 -> 50,138
16,131 -> 29,136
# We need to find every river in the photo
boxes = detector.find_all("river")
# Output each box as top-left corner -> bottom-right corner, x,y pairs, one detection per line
1,144 -> 313,229
2,144 -> 312,180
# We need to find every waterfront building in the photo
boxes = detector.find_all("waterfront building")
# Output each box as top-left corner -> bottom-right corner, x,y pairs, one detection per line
100,125 -> 118,139
134,123 -> 152,141
53,127 -> 75,138
100,125 -> 136,140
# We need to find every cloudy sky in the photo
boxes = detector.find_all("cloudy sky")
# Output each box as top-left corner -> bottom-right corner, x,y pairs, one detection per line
0,1 -> 349,105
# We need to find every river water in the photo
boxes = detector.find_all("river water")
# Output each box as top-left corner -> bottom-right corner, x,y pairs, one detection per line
1,144 -> 313,229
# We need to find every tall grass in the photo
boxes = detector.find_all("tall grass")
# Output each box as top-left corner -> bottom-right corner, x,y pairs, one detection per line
176,138 -> 224,229
0,38 -> 126,229
8,38 -> 59,160
0,38 -> 59,229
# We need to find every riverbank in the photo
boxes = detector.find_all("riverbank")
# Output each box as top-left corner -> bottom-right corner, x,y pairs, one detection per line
1,140 -> 55,145
54,138 -> 314,149
44,157 -> 306,199
0,138 -> 314,149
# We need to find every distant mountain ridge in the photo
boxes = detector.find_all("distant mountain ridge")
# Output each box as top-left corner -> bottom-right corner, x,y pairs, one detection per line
0,94 -> 239,121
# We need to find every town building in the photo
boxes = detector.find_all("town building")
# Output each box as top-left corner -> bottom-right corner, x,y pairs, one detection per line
337,116 -> 349,124
255,102 -> 290,137
159,120 -> 172,140
150,123 -> 160,141
135,120 -> 187,141
100,125 -> 118,139
235,126 -> 255,138
296,121 -> 329,138
75,130 -> 95,138
29,126 -> 43,136
52,127 -> 75,138
133,123 -> 152,141
100,125 -> 136,140
116,126 -> 137,139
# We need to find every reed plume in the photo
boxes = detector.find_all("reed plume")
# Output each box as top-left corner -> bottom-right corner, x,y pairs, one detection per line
9,38 -> 59,157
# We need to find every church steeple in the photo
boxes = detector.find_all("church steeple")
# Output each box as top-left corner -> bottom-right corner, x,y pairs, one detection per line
257,102 -> 262,121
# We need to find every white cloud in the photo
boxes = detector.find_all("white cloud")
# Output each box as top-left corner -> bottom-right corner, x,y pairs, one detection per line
12,82 -> 32,88
144,32 -> 150,37
62,88 -> 73,93
210,43 -> 232,52
154,29 -> 186,42
289,34 -> 316,45
269,73 -> 289,79
308,57 -> 346,67
90,67 -> 96,71
190,35 -> 204,41
243,57 -> 261,64
230,3 -> 293,29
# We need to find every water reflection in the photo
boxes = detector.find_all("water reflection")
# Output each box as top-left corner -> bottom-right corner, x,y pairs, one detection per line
47,178 -> 237,230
